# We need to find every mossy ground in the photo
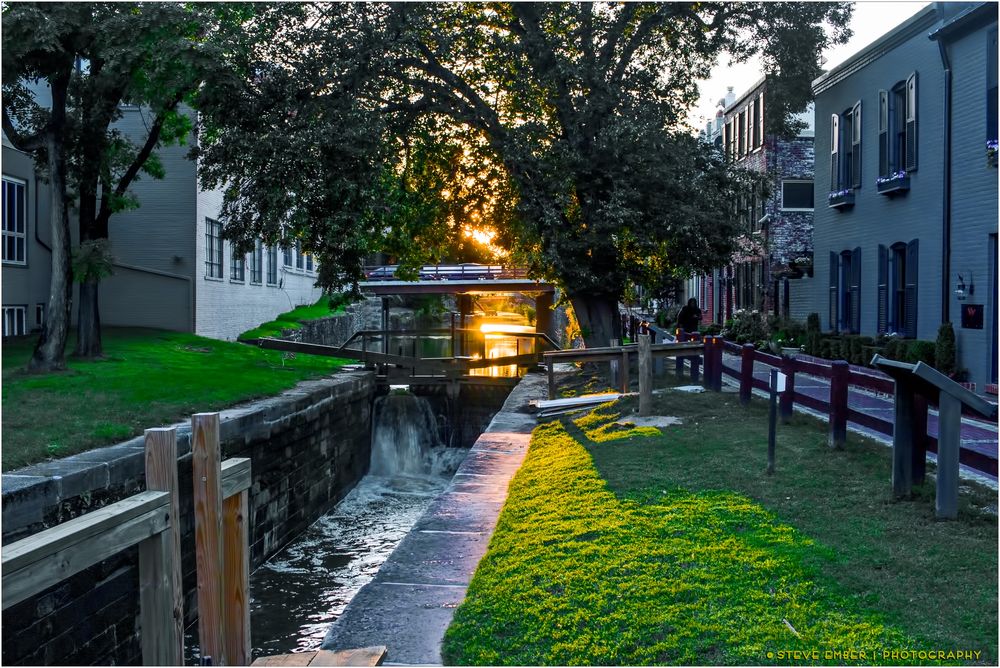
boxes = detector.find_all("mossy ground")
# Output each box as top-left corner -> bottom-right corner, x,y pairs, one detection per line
237,297 -> 345,340
2,328 -> 348,470
442,373 -> 997,666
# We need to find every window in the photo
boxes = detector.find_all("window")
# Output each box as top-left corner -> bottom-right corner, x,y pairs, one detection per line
739,109 -> 747,157
988,29 -> 997,144
879,73 -> 917,178
35,303 -> 44,328
757,94 -> 764,148
781,180 -> 814,210
879,240 -> 918,337
830,102 -> 861,192
205,218 -> 223,278
267,246 -> 278,284
2,305 -> 26,337
250,241 -> 263,283
3,177 -> 26,265
305,253 -> 313,272
283,246 -> 293,267
295,242 -> 304,270
231,245 -> 245,282
829,249 -> 860,333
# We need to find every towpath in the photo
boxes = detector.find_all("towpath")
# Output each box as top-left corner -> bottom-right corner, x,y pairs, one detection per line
321,373 -> 547,665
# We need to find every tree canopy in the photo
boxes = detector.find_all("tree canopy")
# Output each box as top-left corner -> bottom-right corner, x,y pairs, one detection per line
198,1 -> 851,347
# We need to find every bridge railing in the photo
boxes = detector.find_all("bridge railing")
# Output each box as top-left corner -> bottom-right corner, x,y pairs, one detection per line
362,265 -> 530,281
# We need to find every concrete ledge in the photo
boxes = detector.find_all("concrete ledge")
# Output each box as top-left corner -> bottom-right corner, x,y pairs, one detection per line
322,373 -> 547,665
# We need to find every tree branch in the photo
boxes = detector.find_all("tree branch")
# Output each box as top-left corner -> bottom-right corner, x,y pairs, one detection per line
112,90 -> 185,199
2,107 -> 46,152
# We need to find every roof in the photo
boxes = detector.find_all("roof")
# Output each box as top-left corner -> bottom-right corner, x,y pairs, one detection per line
929,2 -> 997,42
723,76 -> 766,115
812,4 -> 939,95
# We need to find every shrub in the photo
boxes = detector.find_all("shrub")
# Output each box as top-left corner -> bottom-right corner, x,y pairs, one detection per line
849,336 -> 864,365
699,323 -> 723,336
883,338 -> 900,361
772,318 -> 806,349
720,309 -> 771,346
819,338 -> 833,359
904,340 -> 936,367
935,323 -> 957,377
805,313 -> 822,356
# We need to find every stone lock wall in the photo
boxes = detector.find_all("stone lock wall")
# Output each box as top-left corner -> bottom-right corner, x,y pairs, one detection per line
1,371 -> 375,666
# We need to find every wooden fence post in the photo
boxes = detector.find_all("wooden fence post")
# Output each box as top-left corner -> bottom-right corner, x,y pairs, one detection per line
911,394 -> 929,485
828,361 -> 849,450
702,336 -> 715,389
739,344 -> 755,406
638,334 -> 652,416
690,334 -> 701,382
223,489 -> 251,666
708,336 -> 724,392
780,356 -> 796,423
675,330 -> 687,377
620,346 -> 630,394
192,413 -> 226,666
609,338 -> 619,389
143,428 -> 184,664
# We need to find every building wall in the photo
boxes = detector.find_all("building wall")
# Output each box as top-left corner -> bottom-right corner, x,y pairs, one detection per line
811,10 -> 946,340
1,144 -> 55,334
945,18 -> 999,386
193,179 -> 325,341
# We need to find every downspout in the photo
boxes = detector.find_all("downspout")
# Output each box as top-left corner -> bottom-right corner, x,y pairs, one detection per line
937,39 -> 952,324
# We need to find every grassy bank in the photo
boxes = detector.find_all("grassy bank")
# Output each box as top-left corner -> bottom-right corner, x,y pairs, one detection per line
237,297 -> 345,340
443,379 -> 997,665
2,328 -> 348,470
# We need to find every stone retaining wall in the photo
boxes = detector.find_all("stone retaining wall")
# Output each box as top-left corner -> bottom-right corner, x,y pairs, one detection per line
1,371 -> 375,666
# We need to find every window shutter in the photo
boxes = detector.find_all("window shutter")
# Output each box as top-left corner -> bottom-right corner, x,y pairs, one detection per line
852,100 -> 862,189
878,90 -> 889,177
905,72 -> 918,171
904,239 -> 919,338
748,101 -> 755,149
758,94 -> 765,147
850,247 -> 862,333
830,114 -> 840,191
829,251 -> 839,331
877,245 -> 888,334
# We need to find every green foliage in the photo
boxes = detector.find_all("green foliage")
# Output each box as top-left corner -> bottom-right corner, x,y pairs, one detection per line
819,338 -> 833,360
71,239 -> 115,283
1,327 -> 348,470
442,387 -> 995,665
721,309 -> 770,346
935,323 -> 957,377
237,297 -> 345,341
772,317 -> 806,349
805,313 -> 822,356
903,340 -> 936,367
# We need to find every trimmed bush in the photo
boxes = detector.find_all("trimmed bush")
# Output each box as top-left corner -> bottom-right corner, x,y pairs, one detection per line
849,336 -> 864,365
805,313 -> 822,356
935,323 -> 957,377
904,340 -> 936,367
883,338 -> 901,361
819,338 -> 833,359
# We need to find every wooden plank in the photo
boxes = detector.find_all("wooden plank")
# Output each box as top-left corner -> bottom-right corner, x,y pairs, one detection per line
222,489 -> 251,665
848,370 -> 895,395
139,525 -> 181,666
144,427 -> 184,662
3,501 -> 170,609
309,646 -> 388,666
221,457 -> 252,498
638,334 -> 652,417
1,490 -> 169,574
793,358 -> 832,378
192,412 -> 226,666
252,652 -> 317,666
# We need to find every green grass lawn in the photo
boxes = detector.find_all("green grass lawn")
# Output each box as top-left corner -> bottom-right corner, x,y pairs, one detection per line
2,328 -> 349,471
443,377 -> 997,665
237,297 -> 345,340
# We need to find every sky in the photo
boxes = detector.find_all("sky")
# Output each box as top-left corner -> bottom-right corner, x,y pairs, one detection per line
688,1 -> 931,133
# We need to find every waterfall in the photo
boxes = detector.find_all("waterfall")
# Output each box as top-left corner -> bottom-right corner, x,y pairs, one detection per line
370,393 -> 450,476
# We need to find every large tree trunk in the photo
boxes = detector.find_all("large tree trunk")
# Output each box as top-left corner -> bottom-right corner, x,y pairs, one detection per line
29,132 -> 73,372
74,280 -> 103,358
567,292 -> 621,350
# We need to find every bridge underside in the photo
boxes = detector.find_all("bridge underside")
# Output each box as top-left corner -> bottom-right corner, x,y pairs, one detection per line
357,279 -> 554,295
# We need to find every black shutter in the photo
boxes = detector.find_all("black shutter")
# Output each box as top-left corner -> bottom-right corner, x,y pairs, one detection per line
829,251 -> 839,331
830,114 -> 840,191
905,72 -> 918,172
878,90 -> 889,177
877,245 -> 888,334
850,246 -> 862,333
904,239 -> 919,338
852,100 -> 862,189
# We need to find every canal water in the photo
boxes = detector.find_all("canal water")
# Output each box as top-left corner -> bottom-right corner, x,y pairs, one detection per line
247,393 -> 467,660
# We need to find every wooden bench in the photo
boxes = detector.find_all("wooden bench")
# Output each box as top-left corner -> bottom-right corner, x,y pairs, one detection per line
251,646 -> 387,667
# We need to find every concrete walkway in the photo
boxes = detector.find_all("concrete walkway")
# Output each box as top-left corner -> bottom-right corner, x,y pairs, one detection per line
321,374 -> 546,665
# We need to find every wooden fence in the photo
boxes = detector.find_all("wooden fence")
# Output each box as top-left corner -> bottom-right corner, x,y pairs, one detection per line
716,339 -> 997,477
1,413 -> 251,666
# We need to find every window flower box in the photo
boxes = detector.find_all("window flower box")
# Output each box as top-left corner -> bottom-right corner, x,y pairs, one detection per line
827,189 -> 854,209
876,171 -> 909,195
988,140 -> 998,167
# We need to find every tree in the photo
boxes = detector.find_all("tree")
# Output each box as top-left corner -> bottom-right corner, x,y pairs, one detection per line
2,3 -> 259,368
198,3 -> 852,348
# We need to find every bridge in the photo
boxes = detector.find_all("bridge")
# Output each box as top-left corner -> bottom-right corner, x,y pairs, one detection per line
358,264 -> 554,295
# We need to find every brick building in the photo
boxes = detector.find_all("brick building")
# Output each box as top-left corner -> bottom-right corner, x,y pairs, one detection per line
688,79 -> 816,325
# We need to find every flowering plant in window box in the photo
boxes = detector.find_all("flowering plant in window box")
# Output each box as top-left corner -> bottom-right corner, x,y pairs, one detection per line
876,170 -> 909,195
987,139 -> 998,167
827,188 -> 854,209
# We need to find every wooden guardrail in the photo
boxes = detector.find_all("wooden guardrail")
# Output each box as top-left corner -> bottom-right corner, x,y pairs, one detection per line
1,416 -> 251,666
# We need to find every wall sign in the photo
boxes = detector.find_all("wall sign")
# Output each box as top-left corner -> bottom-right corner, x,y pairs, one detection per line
961,304 -> 984,329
